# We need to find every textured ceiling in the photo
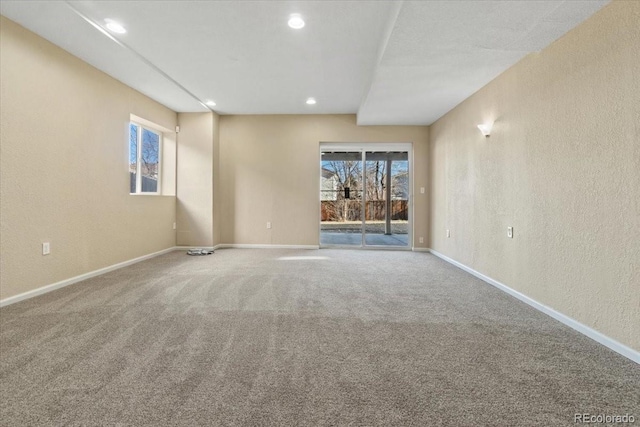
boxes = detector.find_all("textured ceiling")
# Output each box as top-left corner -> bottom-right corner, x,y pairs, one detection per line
0,0 -> 609,125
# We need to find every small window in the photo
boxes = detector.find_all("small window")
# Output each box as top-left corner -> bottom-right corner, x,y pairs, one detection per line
129,122 -> 161,194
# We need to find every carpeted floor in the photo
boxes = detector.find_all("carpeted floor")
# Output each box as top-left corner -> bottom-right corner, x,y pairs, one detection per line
1,249 -> 638,426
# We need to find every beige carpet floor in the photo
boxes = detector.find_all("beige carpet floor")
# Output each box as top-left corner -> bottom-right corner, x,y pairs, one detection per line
1,249 -> 638,426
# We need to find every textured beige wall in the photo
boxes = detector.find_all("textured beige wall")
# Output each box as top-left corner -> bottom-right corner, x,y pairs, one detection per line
219,115 -> 429,246
176,112 -> 218,247
0,17 -> 177,300
429,1 -> 640,351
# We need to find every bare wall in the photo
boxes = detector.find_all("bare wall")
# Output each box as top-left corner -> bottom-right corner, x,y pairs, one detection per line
219,115 -> 429,247
429,1 -> 639,351
0,17 -> 177,300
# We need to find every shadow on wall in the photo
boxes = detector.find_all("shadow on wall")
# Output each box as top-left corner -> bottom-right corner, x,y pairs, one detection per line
176,199 -> 213,247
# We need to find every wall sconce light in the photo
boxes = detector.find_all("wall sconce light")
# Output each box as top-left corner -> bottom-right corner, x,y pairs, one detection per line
477,123 -> 493,137
478,123 -> 493,137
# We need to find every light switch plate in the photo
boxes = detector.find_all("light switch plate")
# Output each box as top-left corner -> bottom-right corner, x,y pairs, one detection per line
507,227 -> 513,238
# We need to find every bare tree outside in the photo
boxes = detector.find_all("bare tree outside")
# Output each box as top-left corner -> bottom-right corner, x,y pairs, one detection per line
140,129 -> 159,192
322,159 -> 362,222
365,160 -> 385,202
141,130 -> 159,179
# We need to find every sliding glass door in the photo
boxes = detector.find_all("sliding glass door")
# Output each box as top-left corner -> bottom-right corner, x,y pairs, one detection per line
320,144 -> 411,248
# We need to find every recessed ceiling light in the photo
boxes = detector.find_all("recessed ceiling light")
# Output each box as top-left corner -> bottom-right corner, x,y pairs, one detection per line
288,14 -> 305,29
104,19 -> 126,34
306,97 -> 316,105
206,100 -> 216,107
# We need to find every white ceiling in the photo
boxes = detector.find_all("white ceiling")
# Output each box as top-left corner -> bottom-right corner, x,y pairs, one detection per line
0,0 -> 609,125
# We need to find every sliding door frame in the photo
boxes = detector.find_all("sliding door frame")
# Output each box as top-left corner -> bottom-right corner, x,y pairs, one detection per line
319,142 -> 413,250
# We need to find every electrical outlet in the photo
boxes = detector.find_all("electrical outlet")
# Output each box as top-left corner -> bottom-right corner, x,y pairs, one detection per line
446,229 -> 450,238
173,222 -> 176,230
420,187 -> 425,194
267,222 -> 272,229
419,237 -> 424,244
507,227 -> 513,238
42,242 -> 50,255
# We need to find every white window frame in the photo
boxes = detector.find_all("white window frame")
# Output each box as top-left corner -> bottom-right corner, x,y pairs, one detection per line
130,122 -> 162,195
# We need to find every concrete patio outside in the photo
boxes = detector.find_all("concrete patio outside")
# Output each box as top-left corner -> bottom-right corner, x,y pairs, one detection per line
320,221 -> 409,247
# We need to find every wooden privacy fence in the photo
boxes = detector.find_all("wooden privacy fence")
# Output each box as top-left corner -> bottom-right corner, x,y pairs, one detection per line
321,200 -> 408,222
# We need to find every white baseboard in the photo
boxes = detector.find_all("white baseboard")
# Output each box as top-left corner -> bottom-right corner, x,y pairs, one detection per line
428,249 -> 639,364
215,244 -> 320,250
412,247 -> 430,252
0,247 -> 176,308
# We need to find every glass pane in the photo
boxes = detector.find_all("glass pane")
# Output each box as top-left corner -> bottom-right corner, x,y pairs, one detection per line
390,159 -> 409,236
129,123 -> 138,193
364,151 -> 409,247
140,128 -> 160,193
320,151 -> 362,246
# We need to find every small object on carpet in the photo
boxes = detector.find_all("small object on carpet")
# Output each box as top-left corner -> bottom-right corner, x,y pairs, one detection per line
186,249 -> 214,256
